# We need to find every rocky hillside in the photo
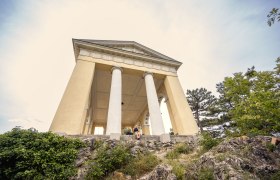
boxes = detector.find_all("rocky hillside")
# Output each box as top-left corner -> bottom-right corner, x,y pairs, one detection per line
72,135 -> 280,180
185,136 -> 280,180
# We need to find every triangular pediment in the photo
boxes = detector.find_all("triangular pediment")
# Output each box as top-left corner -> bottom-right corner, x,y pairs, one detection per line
111,46 -> 152,56
74,39 -> 180,64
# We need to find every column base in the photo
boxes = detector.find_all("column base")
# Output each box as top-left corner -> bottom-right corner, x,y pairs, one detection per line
160,134 -> 171,143
110,133 -> 121,140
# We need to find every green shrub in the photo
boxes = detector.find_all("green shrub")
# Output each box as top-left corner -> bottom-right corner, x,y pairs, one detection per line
198,168 -> 214,180
266,143 -> 276,152
271,171 -> 280,180
175,143 -> 193,154
166,150 -> 180,159
166,143 -> 193,159
0,128 -> 85,180
216,153 -> 227,162
91,139 -> 103,150
169,161 -> 186,180
200,132 -> 220,151
86,144 -> 131,179
122,153 -> 159,178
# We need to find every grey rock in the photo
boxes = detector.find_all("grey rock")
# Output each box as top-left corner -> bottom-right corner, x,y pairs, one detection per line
139,164 -> 177,180
75,158 -> 85,167
185,136 -> 279,180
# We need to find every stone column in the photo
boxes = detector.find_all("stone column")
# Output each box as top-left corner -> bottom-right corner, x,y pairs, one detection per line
165,98 -> 178,134
164,75 -> 199,135
106,67 -> 122,137
49,60 -> 95,134
144,72 -> 165,135
142,112 -> 151,135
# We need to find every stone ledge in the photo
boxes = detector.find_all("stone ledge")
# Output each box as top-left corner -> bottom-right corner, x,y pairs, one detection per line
66,134 -> 198,144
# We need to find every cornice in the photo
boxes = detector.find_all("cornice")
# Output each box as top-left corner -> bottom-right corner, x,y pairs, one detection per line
77,39 -> 180,63
79,48 -> 178,74
73,39 -> 182,70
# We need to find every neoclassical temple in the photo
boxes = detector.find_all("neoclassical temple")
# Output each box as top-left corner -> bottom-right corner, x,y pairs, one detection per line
49,39 -> 198,137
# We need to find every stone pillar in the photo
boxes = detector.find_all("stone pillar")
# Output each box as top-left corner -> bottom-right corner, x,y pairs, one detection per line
144,72 -> 165,135
164,75 -> 199,135
165,99 -> 178,134
103,125 -> 107,135
142,125 -> 150,135
91,125 -> 95,135
142,112 -> 151,135
106,67 -> 122,136
49,60 -> 95,134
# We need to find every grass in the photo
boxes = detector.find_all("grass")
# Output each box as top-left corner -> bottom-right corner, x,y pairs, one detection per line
121,153 -> 160,178
168,160 -> 186,180
165,143 -> 193,159
198,168 -> 214,180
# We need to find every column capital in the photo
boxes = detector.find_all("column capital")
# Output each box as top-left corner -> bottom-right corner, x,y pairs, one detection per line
111,66 -> 123,72
143,71 -> 153,78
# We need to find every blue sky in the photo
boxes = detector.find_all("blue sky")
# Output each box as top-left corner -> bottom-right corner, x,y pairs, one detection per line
0,0 -> 279,133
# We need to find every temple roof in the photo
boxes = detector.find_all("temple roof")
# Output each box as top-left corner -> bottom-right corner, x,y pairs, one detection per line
72,39 -> 182,65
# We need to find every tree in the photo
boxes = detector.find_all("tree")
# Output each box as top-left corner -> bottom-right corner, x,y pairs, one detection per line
186,88 -> 217,132
267,8 -> 280,26
218,60 -> 280,136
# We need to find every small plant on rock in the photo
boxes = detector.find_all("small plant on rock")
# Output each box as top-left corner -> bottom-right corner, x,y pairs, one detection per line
169,161 -> 186,180
200,132 -> 220,151
175,143 -> 193,154
86,144 -> 131,179
198,168 -> 214,180
166,143 -> 193,159
121,152 -> 159,178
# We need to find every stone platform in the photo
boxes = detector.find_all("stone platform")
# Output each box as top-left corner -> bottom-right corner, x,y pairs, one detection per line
66,134 -> 199,144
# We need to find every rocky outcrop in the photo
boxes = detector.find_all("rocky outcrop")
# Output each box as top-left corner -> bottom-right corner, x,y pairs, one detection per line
70,135 -> 279,180
70,136 -> 197,179
185,136 -> 280,180
139,164 -> 177,180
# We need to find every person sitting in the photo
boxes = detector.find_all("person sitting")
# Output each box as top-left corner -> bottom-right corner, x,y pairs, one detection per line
133,127 -> 141,140
133,127 -> 138,134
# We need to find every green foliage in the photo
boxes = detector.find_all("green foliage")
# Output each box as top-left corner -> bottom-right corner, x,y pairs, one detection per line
91,139 -> 103,150
200,132 -> 220,150
267,8 -> 280,26
216,153 -> 227,162
175,143 -> 193,154
266,143 -> 276,152
271,171 -> 280,180
166,150 -> 180,159
219,63 -> 280,136
198,168 -> 214,180
86,144 -> 131,179
123,127 -> 132,135
186,88 -> 217,132
169,161 -> 185,180
0,128 -> 85,180
166,143 -> 193,159
121,153 -> 159,178
187,59 -> 280,137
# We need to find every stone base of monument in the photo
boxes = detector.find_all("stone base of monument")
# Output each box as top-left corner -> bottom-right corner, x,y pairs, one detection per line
110,133 -> 121,140
160,134 -> 171,143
